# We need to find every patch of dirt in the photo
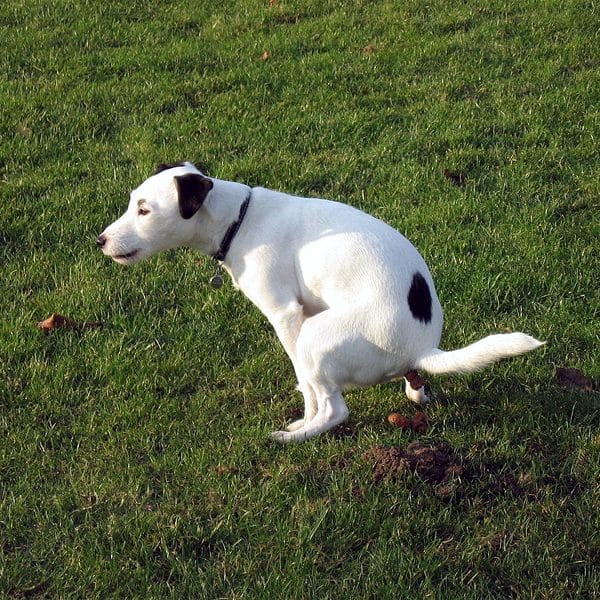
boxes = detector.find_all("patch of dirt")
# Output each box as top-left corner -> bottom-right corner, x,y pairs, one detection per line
482,473 -> 525,498
443,168 -> 468,186
555,366 -> 594,392
362,440 -> 588,504
363,442 -> 463,490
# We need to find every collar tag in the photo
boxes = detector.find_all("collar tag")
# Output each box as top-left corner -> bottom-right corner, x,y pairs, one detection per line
210,261 -> 224,289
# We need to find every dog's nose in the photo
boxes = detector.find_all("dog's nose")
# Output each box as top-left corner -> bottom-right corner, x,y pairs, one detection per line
96,234 -> 107,248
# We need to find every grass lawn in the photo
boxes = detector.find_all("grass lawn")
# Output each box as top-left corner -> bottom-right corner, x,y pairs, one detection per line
1,0 -> 599,597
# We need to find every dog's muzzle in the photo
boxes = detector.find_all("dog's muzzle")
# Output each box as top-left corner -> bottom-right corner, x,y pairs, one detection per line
96,233 -> 139,261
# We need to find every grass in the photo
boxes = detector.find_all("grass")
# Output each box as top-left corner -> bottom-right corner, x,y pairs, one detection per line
1,0 -> 599,597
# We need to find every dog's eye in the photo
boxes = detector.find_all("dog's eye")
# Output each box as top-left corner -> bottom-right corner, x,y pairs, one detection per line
138,207 -> 150,216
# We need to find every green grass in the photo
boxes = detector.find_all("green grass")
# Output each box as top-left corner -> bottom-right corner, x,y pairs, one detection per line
1,0 -> 599,597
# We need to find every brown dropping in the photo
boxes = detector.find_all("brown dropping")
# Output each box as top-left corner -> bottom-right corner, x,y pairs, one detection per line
386,410 -> 429,433
411,414 -> 429,434
387,413 -> 412,430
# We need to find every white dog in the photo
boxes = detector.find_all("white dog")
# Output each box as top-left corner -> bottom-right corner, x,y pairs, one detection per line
98,162 -> 543,443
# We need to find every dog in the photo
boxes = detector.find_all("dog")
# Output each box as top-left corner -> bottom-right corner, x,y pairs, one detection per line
97,162 -> 544,443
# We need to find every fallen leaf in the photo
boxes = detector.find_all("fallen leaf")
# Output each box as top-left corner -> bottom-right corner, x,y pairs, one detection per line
37,313 -> 103,334
556,367 -> 593,392
215,465 -> 238,476
15,124 -> 33,138
443,169 -> 467,187
37,313 -> 75,332
260,51 -> 271,61
362,44 -> 378,55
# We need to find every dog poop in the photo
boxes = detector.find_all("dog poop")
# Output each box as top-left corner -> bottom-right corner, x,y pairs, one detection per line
411,411 -> 429,433
387,411 -> 429,433
387,413 -> 412,429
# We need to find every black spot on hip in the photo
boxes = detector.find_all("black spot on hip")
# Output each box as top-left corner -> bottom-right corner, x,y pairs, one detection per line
408,272 -> 432,324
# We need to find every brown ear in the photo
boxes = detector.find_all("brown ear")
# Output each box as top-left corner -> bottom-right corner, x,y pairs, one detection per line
175,174 -> 213,219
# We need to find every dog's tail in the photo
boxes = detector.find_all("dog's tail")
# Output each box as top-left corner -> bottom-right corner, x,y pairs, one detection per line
415,332 -> 544,375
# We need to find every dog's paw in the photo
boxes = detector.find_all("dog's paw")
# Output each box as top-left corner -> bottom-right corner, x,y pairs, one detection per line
405,382 -> 431,406
286,419 -> 305,432
270,430 -> 296,444
415,390 -> 431,406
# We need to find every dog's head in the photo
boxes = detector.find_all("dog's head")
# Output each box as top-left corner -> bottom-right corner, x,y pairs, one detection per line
97,162 -> 213,265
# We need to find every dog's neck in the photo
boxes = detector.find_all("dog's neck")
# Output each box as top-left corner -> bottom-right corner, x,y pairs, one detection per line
189,179 -> 253,259
212,188 -> 252,263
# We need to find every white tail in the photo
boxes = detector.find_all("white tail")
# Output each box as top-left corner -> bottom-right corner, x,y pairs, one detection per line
415,332 -> 544,375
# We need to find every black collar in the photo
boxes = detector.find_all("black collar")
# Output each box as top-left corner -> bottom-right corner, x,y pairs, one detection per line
212,189 -> 252,263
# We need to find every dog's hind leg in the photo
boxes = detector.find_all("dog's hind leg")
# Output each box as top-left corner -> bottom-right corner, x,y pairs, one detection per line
404,380 -> 430,405
271,384 -> 349,443
265,301 -> 319,432
404,370 -> 430,405
286,381 -> 318,432
271,308 -> 357,443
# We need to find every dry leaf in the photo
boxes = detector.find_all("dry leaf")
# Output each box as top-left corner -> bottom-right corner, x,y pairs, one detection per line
215,465 -> 238,476
260,51 -> 271,61
37,313 -> 103,334
37,313 -> 76,332
556,367 -> 593,392
15,124 -> 33,138
362,44 -> 378,55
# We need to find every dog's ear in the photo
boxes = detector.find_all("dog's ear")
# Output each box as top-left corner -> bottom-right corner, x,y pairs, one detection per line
174,173 -> 213,219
